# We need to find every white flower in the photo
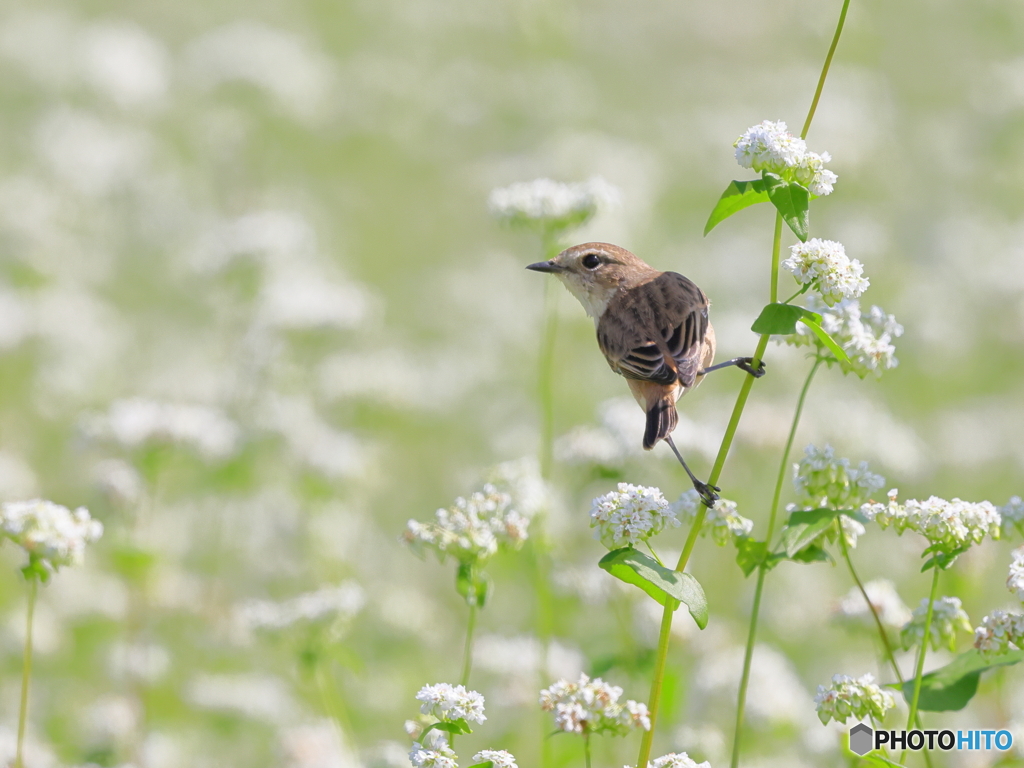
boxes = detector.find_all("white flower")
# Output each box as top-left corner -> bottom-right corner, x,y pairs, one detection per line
973,610 -> 1024,654
409,741 -> 458,768
733,120 -> 837,195
777,296 -> 903,378
1000,496 -> 1024,536
590,483 -> 679,550
0,499 -> 103,575
1008,546 -> 1024,603
403,485 -> 528,563
793,444 -> 885,510
539,673 -> 649,736
836,579 -> 912,628
861,490 -> 1001,557
416,683 -> 486,724
900,597 -> 972,652
814,673 -> 895,725
472,750 -> 517,768
782,239 -> 868,306
485,457 -> 550,519
488,177 -> 619,233
649,753 -> 712,768
674,490 -> 751,546
238,581 -> 365,632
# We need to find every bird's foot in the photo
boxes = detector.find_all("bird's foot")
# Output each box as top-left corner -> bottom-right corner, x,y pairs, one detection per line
693,480 -> 721,509
737,357 -> 767,378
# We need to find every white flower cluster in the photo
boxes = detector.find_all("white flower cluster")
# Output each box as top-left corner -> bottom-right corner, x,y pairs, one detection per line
813,673 -> 896,725
0,499 -> 103,576
836,579 -> 912,628
1000,496 -> 1024,537
416,683 -> 487,724
539,673 -> 650,736
793,444 -> 885,510
900,596 -> 972,652
861,490 -> 1001,556
238,581 -> 365,632
734,120 -> 838,196
406,688 -> 516,768
778,296 -> 903,378
488,177 -> 620,233
1009,546 -> 1024,602
782,239 -> 869,306
589,483 -> 679,550
409,733 -> 458,768
403,485 -> 529,564
472,750 -> 518,768
973,610 -> 1024,655
626,753 -> 711,768
674,490 -> 751,547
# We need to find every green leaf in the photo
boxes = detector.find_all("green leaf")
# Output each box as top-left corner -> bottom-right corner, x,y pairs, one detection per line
859,756 -> 906,768
703,179 -> 769,236
735,539 -> 787,577
751,302 -> 814,335
456,563 -> 491,607
762,172 -> 810,241
788,544 -> 833,564
780,508 -> 844,557
420,720 -> 473,741
921,544 -> 971,572
466,762 -> 494,768
899,649 -> 1024,711
797,315 -> 851,364
598,548 -> 708,629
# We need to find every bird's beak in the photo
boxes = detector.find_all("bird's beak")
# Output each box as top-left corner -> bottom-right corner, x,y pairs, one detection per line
526,260 -> 564,273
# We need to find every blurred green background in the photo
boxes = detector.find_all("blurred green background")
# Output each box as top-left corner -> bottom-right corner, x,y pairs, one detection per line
0,0 -> 1022,766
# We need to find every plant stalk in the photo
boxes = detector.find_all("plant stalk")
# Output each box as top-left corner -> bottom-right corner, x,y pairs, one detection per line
15,578 -> 38,768
461,601 -> 478,687
902,566 -> 941,764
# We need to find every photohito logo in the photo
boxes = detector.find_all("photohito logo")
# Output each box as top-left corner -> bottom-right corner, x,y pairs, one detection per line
848,724 -> 1014,756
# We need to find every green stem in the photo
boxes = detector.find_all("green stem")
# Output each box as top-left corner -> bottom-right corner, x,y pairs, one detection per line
902,566 -> 941,765
584,731 -> 592,768
15,578 -> 38,768
801,0 -> 852,140
460,601 -> 478,687
730,357 -> 821,768
315,659 -> 354,736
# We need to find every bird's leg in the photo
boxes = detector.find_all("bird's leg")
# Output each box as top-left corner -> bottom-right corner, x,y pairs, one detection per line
666,436 -> 720,508
699,357 -> 766,378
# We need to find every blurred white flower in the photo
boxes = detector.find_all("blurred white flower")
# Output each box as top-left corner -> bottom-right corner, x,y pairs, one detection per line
92,458 -> 143,507
85,694 -> 138,742
484,457 -> 550,518
107,641 -> 171,683
0,499 -> 103,575
416,682 -> 486,723
733,120 -> 837,195
238,581 -> 365,633
472,750 -> 517,768
782,239 -> 868,306
258,262 -> 371,331
404,485 -> 528,563
589,483 -> 678,550
1001,496 -> 1024,537
1009,546 -> 1024,602
79,22 -> 169,109
814,673 -> 895,725
862,489 -> 1001,556
633,753 -> 711,768
84,397 -> 240,460
974,610 -> 1024,654
674,490 -> 751,546
836,579 -> 912,629
778,296 -> 903,378
281,720 -> 359,768
793,444 -> 884,510
539,673 -> 649,735
900,596 -> 972,651
186,673 -> 297,722
488,177 -> 619,233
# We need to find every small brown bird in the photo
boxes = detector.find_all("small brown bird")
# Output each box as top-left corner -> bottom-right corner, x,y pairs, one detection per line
527,242 -> 764,506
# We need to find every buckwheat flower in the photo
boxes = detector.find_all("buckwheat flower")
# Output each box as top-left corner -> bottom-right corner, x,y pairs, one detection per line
900,597 -> 972,652
650,753 -> 712,768
814,673 -> 895,725
238,581 -> 364,632
674,490 -> 751,547
0,499 -> 104,576
1000,496 -> 1024,537
861,490 -> 1001,557
793,150 -> 838,196
589,483 -> 679,550
782,239 -> 868,306
1007,546 -> 1024,602
416,683 -> 486,724
973,610 -> 1024,654
409,741 -> 458,768
733,120 -> 838,195
540,673 -> 649,736
777,297 -> 903,378
793,444 -> 885,510
403,485 -> 528,564
473,750 -> 517,768
836,579 -> 912,628
488,177 -> 620,234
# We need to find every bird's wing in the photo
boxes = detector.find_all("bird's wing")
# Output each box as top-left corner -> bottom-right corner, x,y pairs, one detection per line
597,271 -> 709,389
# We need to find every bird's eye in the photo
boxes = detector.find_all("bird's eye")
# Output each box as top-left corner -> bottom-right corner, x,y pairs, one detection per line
582,254 -> 601,269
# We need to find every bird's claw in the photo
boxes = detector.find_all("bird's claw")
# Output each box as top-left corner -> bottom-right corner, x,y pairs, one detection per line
737,357 -> 767,378
693,481 -> 721,509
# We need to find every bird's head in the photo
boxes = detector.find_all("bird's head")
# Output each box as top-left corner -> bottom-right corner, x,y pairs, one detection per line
526,242 -> 657,320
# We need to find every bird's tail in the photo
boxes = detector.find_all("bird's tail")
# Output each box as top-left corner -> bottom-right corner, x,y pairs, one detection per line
643,396 -> 678,450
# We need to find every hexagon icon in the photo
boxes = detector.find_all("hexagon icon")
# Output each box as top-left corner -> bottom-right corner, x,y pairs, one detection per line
849,723 -> 873,756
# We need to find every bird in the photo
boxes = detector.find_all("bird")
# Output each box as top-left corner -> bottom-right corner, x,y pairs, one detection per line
527,242 -> 764,507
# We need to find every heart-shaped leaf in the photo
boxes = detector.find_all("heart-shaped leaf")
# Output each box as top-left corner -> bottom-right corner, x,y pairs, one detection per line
598,548 -> 708,628
899,649 -> 1024,711
762,172 -> 810,241
704,179 -> 769,236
